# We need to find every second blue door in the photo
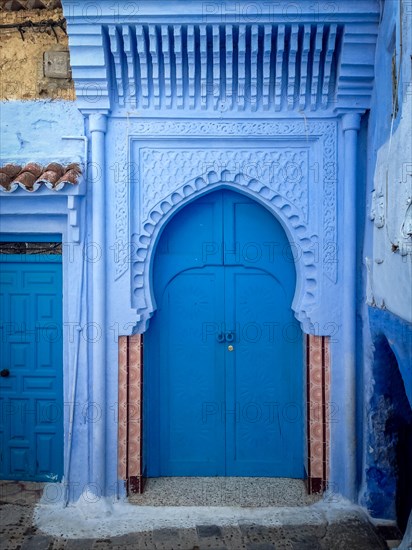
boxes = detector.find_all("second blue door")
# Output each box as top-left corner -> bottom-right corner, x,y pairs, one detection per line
0,250 -> 63,481
144,190 -> 303,477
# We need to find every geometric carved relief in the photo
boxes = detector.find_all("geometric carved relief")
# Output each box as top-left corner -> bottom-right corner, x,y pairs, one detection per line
321,124 -> 338,283
139,148 -> 309,222
111,119 -> 337,333
272,150 -> 309,220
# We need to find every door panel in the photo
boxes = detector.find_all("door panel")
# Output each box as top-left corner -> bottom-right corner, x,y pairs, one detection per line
146,268 -> 225,476
222,192 -> 296,281
225,268 -> 303,477
154,196 -> 224,294
0,256 -> 63,481
145,189 -> 303,478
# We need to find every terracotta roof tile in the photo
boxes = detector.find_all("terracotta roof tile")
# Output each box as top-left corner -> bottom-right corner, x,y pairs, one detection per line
0,162 -> 82,192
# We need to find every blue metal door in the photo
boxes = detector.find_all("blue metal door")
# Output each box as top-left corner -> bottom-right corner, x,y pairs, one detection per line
144,190 -> 303,477
0,250 -> 63,481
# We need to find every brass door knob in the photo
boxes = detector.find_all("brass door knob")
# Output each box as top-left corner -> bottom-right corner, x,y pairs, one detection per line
227,345 -> 234,352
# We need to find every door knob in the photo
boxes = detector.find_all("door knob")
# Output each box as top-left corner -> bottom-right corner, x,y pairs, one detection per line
225,331 -> 235,342
0,369 -> 10,377
217,333 -> 225,343
227,345 -> 234,352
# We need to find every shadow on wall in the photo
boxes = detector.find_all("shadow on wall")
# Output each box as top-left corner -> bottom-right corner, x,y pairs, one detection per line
363,320 -> 412,533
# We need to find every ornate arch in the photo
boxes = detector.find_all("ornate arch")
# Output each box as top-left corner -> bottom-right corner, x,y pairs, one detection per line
109,118 -> 337,336
131,169 -> 318,333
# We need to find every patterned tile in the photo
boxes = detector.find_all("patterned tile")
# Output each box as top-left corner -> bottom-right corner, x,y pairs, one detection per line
119,332 -> 330,495
307,335 -> 330,492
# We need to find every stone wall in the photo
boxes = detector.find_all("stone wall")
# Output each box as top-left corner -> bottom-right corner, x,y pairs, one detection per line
0,8 -> 74,100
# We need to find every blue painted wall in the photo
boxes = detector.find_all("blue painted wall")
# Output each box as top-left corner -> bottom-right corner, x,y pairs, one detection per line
0,101 -> 84,164
364,0 -> 412,324
3,3 -> 410,525
0,99 -> 90,502
359,0 -> 412,530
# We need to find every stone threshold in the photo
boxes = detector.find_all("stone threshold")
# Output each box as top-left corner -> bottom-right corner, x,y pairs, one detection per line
128,477 -> 322,507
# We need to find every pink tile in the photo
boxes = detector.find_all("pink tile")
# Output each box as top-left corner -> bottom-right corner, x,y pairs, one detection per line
118,336 -> 128,479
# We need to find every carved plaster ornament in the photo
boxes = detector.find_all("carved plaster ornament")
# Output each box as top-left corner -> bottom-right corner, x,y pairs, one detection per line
370,189 -> 385,228
399,198 -> 412,255
365,257 -> 375,306
400,198 -> 412,238
109,119 -> 338,333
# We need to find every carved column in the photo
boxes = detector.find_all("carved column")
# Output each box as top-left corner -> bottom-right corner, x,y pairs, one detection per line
89,113 -> 108,495
339,112 -> 361,499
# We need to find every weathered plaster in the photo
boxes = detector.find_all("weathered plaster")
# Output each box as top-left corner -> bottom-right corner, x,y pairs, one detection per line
0,9 -> 74,100
366,0 -> 412,322
360,0 -> 412,537
360,308 -> 412,524
0,100 -> 84,164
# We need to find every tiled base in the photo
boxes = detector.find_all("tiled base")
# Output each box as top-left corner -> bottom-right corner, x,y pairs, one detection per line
120,335 -> 331,497
306,476 -> 327,495
128,475 -> 145,495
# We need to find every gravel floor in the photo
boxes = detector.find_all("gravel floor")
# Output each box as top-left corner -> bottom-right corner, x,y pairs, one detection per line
128,477 -> 321,507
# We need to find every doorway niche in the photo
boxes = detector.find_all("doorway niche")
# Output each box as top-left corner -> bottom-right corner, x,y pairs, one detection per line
363,334 -> 412,533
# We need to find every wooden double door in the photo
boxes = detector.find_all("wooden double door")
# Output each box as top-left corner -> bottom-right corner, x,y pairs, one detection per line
144,190 -> 303,478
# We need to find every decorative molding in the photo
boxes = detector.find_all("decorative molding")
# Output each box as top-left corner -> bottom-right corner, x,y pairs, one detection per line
120,119 -> 334,138
322,122 -> 338,282
109,119 -> 337,333
100,23 -> 344,112
64,3 -> 379,113
67,196 -> 81,243
112,124 -> 130,280
114,120 -> 337,332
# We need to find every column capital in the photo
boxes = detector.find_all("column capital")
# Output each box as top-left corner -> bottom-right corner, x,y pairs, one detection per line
342,113 -> 362,132
89,113 -> 108,134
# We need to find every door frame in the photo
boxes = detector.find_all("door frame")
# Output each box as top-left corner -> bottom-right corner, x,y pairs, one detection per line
118,185 -> 331,494
0,188 -> 88,499
144,189 -> 304,478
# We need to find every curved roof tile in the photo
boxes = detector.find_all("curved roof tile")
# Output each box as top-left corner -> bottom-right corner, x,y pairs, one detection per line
0,162 -> 82,192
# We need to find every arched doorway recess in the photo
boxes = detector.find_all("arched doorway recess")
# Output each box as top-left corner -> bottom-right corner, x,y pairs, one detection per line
144,188 -> 304,477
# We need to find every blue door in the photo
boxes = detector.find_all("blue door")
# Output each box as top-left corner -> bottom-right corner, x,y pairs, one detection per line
144,190 -> 303,477
0,246 -> 63,481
